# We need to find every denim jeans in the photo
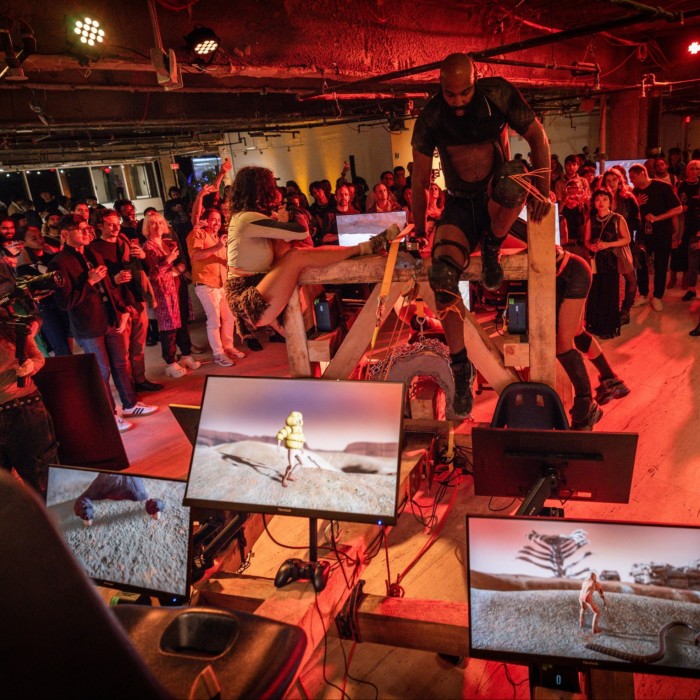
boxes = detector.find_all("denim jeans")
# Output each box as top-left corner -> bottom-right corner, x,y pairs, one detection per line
77,329 -> 136,411
0,396 -> 58,500
38,305 -> 72,356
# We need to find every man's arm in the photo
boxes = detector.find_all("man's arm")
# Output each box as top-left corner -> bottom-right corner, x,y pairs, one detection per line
411,149 -> 433,239
522,119 -> 551,222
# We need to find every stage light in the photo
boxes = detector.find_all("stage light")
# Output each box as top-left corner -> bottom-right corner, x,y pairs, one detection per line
72,17 -> 105,47
689,41 -> 700,55
68,16 -> 105,65
184,26 -> 219,56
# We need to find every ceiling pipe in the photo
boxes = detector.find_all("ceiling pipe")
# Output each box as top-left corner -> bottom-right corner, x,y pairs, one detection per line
300,6 -> 700,100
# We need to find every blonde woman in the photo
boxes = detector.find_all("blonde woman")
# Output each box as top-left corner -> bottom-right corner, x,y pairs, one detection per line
142,213 -> 201,378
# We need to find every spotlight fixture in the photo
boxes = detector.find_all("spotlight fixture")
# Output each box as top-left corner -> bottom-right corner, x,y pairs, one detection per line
72,16 -> 105,48
689,41 -> 700,55
184,26 -> 219,57
68,16 -> 105,65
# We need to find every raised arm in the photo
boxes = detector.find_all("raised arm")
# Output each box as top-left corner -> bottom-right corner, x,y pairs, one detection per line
523,119 -> 551,222
190,158 -> 233,224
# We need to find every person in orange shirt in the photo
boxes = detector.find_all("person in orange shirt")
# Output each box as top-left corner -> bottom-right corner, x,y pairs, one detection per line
187,209 -> 246,367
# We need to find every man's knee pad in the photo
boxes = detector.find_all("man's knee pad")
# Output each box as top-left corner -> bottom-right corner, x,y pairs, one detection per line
574,331 -> 593,354
429,256 -> 462,303
491,159 -> 529,208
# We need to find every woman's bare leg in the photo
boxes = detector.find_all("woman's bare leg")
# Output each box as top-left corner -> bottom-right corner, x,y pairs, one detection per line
556,298 -> 586,354
255,245 -> 361,327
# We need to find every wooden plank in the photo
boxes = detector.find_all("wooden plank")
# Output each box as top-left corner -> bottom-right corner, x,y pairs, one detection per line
297,251 -> 530,286
284,287 -> 312,377
322,281 -> 405,380
526,206 -> 557,386
200,578 -> 469,658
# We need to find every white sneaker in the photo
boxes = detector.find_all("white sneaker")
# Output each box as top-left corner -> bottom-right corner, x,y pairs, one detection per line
225,347 -> 246,359
165,362 -> 187,378
122,401 -> 158,417
214,353 -> 235,367
116,415 -> 133,433
180,354 -> 201,370
651,297 -> 663,312
632,295 -> 648,308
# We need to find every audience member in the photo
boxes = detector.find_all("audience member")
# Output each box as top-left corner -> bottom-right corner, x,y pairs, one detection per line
142,213 -> 201,379
49,214 -> 157,433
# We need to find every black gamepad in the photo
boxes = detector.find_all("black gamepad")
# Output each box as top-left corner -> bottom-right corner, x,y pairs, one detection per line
274,558 -> 330,592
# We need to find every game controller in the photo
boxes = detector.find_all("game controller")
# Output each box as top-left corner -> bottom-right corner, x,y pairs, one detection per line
274,558 -> 331,592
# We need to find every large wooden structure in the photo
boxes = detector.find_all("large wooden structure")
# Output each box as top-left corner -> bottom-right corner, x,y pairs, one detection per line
284,209 -> 557,391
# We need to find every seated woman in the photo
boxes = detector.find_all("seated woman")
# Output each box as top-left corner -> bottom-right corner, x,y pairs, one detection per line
584,188 -> 632,340
556,246 -> 630,430
142,213 -> 201,378
224,166 -> 400,339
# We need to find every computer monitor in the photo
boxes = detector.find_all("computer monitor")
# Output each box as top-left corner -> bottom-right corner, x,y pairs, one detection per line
471,426 -> 637,511
46,465 -> 192,604
336,210 -> 407,246
183,376 -> 405,525
466,515 -> 700,679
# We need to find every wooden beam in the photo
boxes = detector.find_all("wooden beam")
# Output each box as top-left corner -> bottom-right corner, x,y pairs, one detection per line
323,281 -> 405,380
284,287 -> 312,377
526,207 -> 557,386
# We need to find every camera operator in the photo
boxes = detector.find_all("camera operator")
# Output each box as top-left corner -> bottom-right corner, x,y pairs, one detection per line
0,305 -> 58,500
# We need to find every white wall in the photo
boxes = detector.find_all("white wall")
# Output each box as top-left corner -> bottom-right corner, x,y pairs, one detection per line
219,124 -> 398,197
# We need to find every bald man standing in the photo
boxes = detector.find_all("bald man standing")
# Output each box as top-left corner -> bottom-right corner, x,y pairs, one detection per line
411,53 -> 551,417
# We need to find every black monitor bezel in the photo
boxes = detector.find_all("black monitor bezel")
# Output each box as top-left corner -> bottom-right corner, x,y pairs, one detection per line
466,514 -> 700,680
182,375 -> 406,526
471,426 -> 638,504
46,465 -> 193,603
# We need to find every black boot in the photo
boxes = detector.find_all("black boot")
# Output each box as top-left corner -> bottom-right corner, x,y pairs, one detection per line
450,356 -> 476,418
146,319 -> 159,347
481,232 -> 505,291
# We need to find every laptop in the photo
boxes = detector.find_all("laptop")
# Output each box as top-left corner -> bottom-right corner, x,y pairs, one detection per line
336,210 -> 407,246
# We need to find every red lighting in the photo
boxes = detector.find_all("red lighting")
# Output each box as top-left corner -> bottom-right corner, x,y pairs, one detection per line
689,41 -> 700,55
170,163 -> 180,170
685,116 -> 692,123
103,167 -> 111,173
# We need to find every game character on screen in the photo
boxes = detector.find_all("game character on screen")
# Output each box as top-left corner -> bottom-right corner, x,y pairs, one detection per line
73,473 -> 164,526
579,572 -> 606,634
277,410 -> 307,488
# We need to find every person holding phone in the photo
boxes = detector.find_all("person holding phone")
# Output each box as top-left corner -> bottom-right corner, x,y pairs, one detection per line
142,213 -> 201,379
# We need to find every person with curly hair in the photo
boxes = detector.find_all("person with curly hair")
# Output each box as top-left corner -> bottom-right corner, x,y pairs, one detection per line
224,166 -> 399,339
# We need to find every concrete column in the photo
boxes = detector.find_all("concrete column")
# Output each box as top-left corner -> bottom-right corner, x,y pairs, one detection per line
607,90 -> 647,159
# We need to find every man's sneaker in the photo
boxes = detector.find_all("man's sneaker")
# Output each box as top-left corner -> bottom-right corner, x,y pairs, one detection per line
570,399 -> 603,431
451,359 -> 476,418
619,309 -> 630,326
214,353 -> 234,367
651,297 -> 663,312
632,295 -> 648,308
595,377 -> 631,406
122,401 -> 158,417
481,236 -> 504,291
682,290 -> 697,301
116,415 -> 133,433
225,346 -> 246,359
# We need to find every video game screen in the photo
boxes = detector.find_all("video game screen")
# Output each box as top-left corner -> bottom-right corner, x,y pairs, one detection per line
467,515 -> 700,678
46,466 -> 192,601
183,376 -> 405,525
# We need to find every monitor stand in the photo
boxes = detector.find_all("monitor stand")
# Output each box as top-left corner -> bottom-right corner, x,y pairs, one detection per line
515,467 -> 565,518
273,517 -> 330,593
